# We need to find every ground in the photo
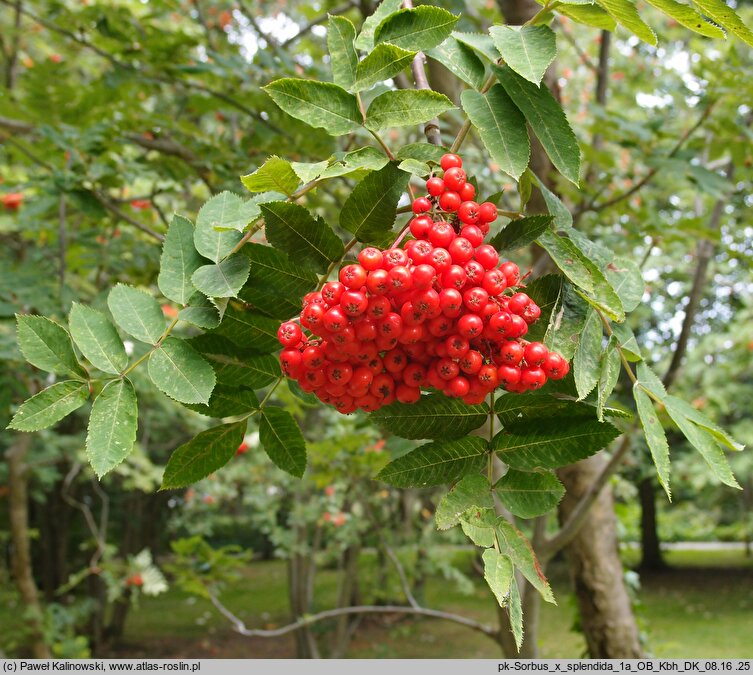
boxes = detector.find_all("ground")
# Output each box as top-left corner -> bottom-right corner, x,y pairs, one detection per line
99,548 -> 753,658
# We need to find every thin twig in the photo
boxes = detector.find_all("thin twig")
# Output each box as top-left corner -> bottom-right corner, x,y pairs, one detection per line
279,1 -> 357,48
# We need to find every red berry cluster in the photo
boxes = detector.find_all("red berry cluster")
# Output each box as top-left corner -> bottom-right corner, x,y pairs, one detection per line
276,153 -> 569,414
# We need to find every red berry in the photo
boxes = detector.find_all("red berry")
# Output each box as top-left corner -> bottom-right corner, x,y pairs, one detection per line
301,302 -> 325,330
280,349 -> 302,377
445,334 -> 470,359
440,153 -> 463,171
457,313 -> 483,338
443,167 -> 467,191
439,191 -> 461,212
482,269 -> 507,296
428,221 -> 455,248
497,365 -> 521,388
448,237 -> 474,264
543,352 -> 570,380
462,286 -> 489,313
323,306 -> 348,332
412,264 -> 436,289
436,357 -> 460,381
458,182 -> 476,202
460,225 -> 484,247
521,366 -> 547,390
426,177 -> 445,196
448,375 -> 470,398
478,202 -> 498,223
499,340 -> 524,365
412,196 -> 432,214
500,261 -> 520,287
464,260 -> 485,285
396,383 -> 421,404
457,201 -> 480,224
340,290 -> 368,317
277,321 -> 302,347
321,281 -> 345,307
327,362 -> 353,385
524,341 -> 549,366
366,269 -> 390,295
439,288 -> 463,317
474,245 -> 500,270
441,265 -> 467,291
358,247 -> 384,271
459,350 -> 483,375
409,215 -> 433,239
340,264 -> 367,289
478,364 -> 499,390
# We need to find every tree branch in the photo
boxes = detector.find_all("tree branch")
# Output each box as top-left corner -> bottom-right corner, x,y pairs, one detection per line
208,592 -> 498,639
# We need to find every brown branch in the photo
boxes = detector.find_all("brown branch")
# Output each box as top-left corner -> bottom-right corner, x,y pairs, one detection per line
4,0 -> 23,90
208,592 -> 498,640
556,19 -> 598,72
92,191 -> 164,242
0,114 -> 32,134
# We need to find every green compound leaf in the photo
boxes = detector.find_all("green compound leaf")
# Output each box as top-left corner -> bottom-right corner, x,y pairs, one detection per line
604,257 -> 644,313
374,6 -> 459,51
376,436 -> 488,488
489,24 -> 557,85
634,384 -> 671,500
596,337 -> 621,421
573,309 -> 603,401
240,243 -> 318,319
263,78 -> 362,136
370,393 -> 488,439
339,162 -> 409,243
353,43 -> 416,92
545,281 -> 590,362
183,385 -> 259,418
178,293 -> 222,329
8,381 -> 89,432
453,31 -> 500,61
191,334 -> 280,389
328,15 -> 358,90
496,469 -> 565,519
596,0 -> 657,44
556,4 -> 617,30
491,215 -> 552,253
107,284 -> 166,345
194,192 -> 248,262
482,549 -> 514,607
16,314 -> 85,378
148,337 -> 216,405
69,303 -> 127,375
426,38 -> 486,90
496,518 -> 555,604
355,0 -> 403,51
435,474 -> 494,530
240,156 -> 300,196
364,89 -> 455,131
158,214 -> 203,305
460,508 -> 497,548
191,255 -> 251,299
690,0 -> 753,46
643,0 -> 724,38
161,421 -> 246,489
521,274 -> 563,344
536,232 -> 594,295
509,577 -> 524,651
492,416 -> 620,470
259,406 -> 307,478
212,305 -> 280,355
495,65 -> 580,185
460,85 -> 530,181
86,378 -> 138,478
261,202 -> 344,274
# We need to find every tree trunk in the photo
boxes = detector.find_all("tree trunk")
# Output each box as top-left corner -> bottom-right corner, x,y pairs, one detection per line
331,544 -> 361,658
638,477 -> 667,571
287,522 -> 320,658
558,455 -> 643,658
6,435 -> 51,659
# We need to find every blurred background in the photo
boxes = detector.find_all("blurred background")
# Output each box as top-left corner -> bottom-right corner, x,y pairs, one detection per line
1,0 -> 752,660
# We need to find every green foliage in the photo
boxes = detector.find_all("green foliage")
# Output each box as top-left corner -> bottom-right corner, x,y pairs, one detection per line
68,304 -> 127,375
15,315 -> 85,379
496,469 -> 566,519
8,381 -> 89,432
364,90 -> 455,131
259,406 -> 307,478
370,393 -> 488,439
159,216 -> 205,306
374,6 -> 459,51
148,337 -> 215,405
162,421 -> 247,489
107,285 -> 166,345
376,437 -> 488,487
86,379 -> 138,478
435,474 -> 494,530
489,25 -> 557,86
491,215 -> 553,253
460,86 -> 530,181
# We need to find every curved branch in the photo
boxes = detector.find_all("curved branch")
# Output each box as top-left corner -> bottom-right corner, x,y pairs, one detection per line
208,592 -> 497,639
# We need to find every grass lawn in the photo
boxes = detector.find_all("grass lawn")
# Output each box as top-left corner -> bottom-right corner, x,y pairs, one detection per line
105,547 -> 753,659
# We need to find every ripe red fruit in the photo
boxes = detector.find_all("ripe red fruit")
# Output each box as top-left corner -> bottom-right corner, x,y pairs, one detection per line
428,222 -> 455,248
426,177 -> 445,196
448,237 -> 474,265
497,365 -> 521,388
543,352 -> 570,379
474,244 -> 500,270
321,281 -> 345,307
323,306 -> 348,332
443,167 -> 467,191
358,247 -> 384,271
396,383 -> 421,403
458,182 -> 476,201
441,265 -> 467,290
2,192 -> 24,210
340,290 -> 369,317
448,376 -> 470,398
478,202 -> 498,223
499,340 -> 524,365
457,201 -> 480,224
460,225 -> 483,247
277,322 -> 302,347
412,196 -> 432,214
524,342 -> 549,366
340,264 -> 367,289
440,153 -> 463,170
412,264 -> 436,290
409,215 -> 433,239
438,191 -> 461,212
521,367 -> 547,390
